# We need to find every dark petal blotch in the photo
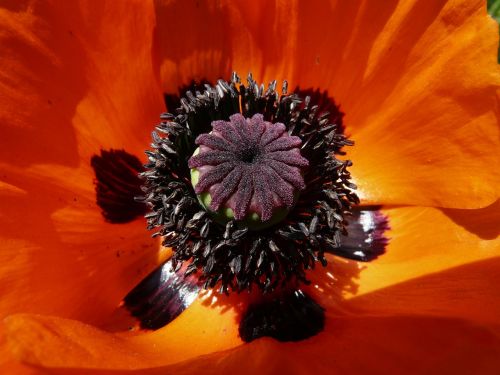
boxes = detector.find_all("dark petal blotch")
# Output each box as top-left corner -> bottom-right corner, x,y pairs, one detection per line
330,208 -> 390,262
239,290 -> 325,342
124,259 -> 200,330
90,149 -> 147,223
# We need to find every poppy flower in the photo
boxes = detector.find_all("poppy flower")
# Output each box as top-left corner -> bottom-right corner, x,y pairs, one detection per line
1,0 -> 500,374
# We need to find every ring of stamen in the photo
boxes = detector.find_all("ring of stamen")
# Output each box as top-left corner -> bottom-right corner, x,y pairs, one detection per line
140,73 -> 358,294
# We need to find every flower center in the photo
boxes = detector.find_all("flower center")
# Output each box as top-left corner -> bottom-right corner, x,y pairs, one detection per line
140,72 -> 358,294
188,113 -> 308,226
109,72 -> 389,344
238,146 -> 260,164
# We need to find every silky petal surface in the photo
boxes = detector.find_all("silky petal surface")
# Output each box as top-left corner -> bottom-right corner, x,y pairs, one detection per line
155,0 -> 500,207
0,0 -> 165,324
308,204 -> 500,330
0,164 -> 163,325
1,296 -> 243,371
2,205 -> 500,372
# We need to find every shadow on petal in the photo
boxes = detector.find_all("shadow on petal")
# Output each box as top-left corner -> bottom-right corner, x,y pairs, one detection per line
22,316 -> 500,375
440,199 -> 500,240
345,256 -> 500,331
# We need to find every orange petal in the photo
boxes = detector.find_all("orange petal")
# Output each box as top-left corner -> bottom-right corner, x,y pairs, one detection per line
0,0 -> 164,166
158,316 -> 500,375
293,0 -> 500,207
0,362 -> 46,375
2,204 -> 499,373
353,204 -> 500,295
155,0 -> 500,207
306,203 -> 500,328
345,257 -> 500,335
136,317 -> 500,375
0,163 -> 164,325
2,296 -> 242,370
4,315 -> 500,375
0,0 -> 166,324
153,0 -> 301,98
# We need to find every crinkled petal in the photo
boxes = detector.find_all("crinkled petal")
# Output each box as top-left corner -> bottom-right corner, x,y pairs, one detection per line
2,204 -> 500,373
155,0 -> 500,208
308,203 -> 500,328
0,163 -> 165,325
0,0 -> 165,323
297,0 -> 500,207
1,296 -> 243,371
0,0 -> 164,163
3,315 -> 500,375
